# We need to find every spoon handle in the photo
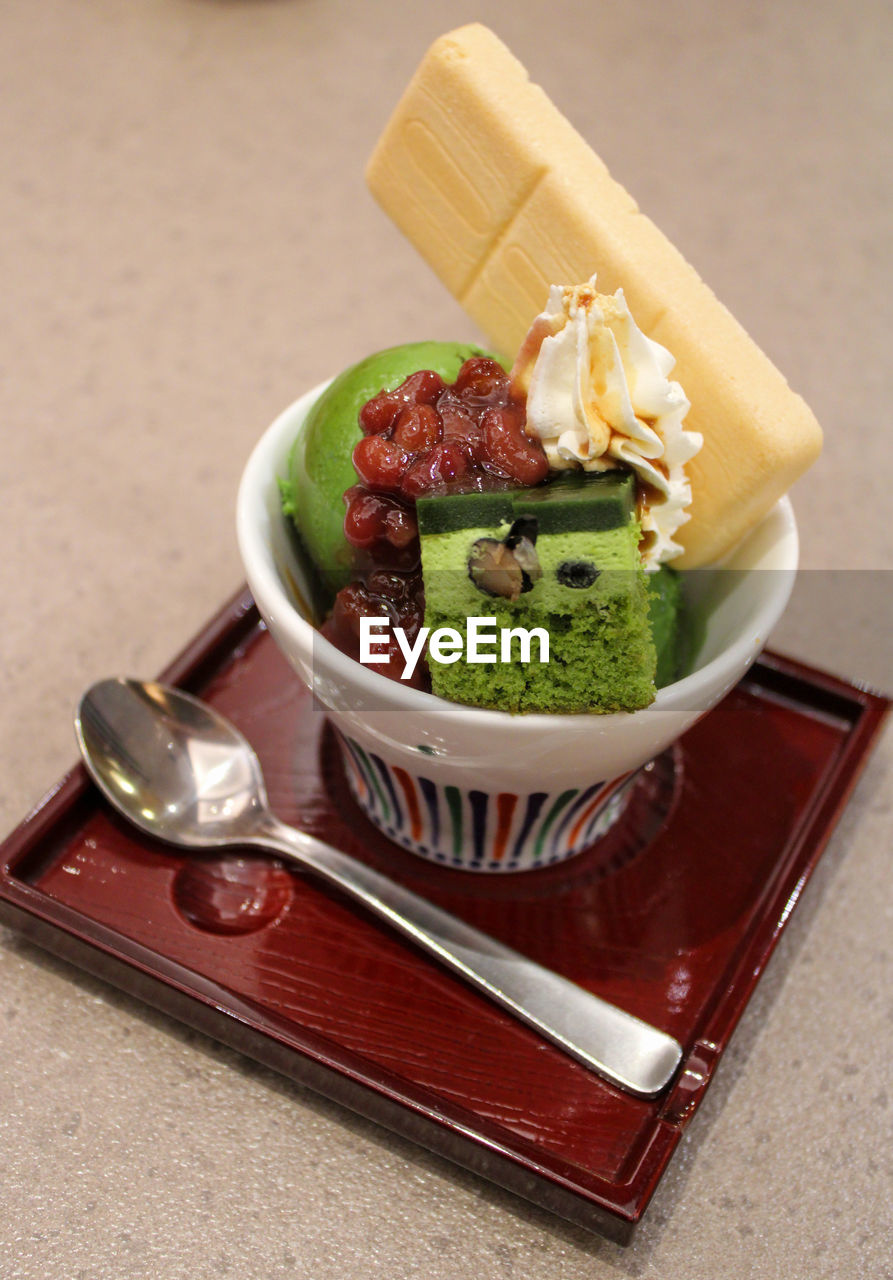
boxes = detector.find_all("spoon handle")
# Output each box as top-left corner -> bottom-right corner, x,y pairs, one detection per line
252,816 -> 682,1098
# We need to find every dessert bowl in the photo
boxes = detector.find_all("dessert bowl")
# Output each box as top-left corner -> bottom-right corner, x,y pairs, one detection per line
237,383 -> 798,871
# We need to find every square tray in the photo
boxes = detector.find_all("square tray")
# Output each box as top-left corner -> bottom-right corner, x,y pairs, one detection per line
0,587 -> 888,1242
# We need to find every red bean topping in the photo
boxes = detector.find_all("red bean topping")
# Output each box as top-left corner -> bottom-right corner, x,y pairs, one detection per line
438,398 -> 483,459
438,398 -> 475,436
329,358 -> 549,681
400,441 -> 470,500
343,489 -> 386,548
330,582 -> 377,637
480,407 -> 550,486
392,403 -> 442,452
358,392 -> 401,436
352,435 -> 409,492
366,568 -> 423,622
453,356 -> 510,400
393,369 -> 445,406
382,503 -> 418,548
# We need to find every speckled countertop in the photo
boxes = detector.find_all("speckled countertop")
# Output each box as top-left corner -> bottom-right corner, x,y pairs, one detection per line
1,2 -> 891,1277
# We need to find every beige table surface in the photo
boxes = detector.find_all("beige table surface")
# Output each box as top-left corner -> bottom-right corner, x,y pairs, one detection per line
1,1 -> 891,1277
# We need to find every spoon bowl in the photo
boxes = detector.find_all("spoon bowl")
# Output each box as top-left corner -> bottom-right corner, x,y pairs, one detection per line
74,677 -> 683,1098
76,678 -> 268,848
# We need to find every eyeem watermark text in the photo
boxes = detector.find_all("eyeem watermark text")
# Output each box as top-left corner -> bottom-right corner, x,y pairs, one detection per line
360,616 -> 550,681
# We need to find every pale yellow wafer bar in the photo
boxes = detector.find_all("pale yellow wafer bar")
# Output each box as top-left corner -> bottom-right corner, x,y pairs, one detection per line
366,24 -> 822,568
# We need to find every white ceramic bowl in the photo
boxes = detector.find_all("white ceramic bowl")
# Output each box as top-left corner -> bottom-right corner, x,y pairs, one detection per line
237,383 -> 798,871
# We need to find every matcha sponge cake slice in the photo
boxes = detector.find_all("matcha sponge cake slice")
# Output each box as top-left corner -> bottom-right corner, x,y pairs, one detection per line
417,472 -> 657,714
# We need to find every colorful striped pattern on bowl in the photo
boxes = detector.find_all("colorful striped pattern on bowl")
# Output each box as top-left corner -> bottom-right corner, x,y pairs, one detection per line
337,733 -> 632,872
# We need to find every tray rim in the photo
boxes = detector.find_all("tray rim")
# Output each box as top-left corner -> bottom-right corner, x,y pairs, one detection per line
0,585 -> 889,1243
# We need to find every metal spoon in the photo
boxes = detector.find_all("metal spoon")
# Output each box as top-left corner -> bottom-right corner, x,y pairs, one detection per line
75,677 -> 683,1098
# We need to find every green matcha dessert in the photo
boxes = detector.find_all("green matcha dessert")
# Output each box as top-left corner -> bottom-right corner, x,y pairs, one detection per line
416,472 -> 658,713
278,287 -> 698,714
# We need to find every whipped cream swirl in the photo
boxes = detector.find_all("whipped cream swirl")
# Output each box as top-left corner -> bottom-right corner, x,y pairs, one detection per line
511,277 -> 703,566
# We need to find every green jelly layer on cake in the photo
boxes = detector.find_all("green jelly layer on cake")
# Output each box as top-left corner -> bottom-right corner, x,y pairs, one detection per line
648,564 -> 683,688
417,472 -> 659,714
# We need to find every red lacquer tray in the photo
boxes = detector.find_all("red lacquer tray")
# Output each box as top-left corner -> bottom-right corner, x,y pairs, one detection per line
0,588 -> 888,1242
